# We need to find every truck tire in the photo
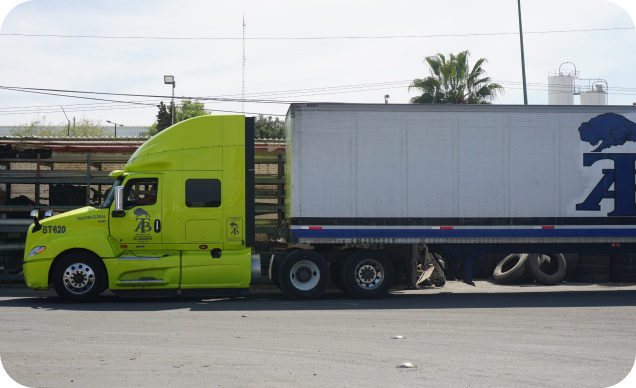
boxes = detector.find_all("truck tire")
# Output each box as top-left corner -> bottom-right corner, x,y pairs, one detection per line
610,273 -> 636,282
578,255 -> 610,265
610,265 -> 636,274
611,254 -> 636,266
278,250 -> 330,300
52,252 -> 107,302
571,273 -> 610,283
342,249 -> 394,299
564,254 -> 579,281
576,264 -> 610,274
526,253 -> 567,285
493,254 -> 530,284
480,254 -> 507,279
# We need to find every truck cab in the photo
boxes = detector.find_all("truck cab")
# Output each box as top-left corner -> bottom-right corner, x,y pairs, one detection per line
22,115 -> 257,302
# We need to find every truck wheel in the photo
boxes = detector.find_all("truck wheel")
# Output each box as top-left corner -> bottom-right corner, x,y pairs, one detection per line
571,273 -> 610,283
526,253 -> 567,285
493,254 -> 530,284
52,252 -> 107,302
342,249 -> 394,299
278,250 -> 329,300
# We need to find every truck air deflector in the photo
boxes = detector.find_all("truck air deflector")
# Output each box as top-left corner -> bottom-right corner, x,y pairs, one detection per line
245,116 -> 255,246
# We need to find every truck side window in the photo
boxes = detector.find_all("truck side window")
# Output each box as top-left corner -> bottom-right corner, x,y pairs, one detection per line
185,179 -> 221,207
123,178 -> 158,209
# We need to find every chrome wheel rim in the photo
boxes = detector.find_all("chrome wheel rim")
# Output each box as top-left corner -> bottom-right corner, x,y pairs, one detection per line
355,259 -> 384,289
62,263 -> 95,294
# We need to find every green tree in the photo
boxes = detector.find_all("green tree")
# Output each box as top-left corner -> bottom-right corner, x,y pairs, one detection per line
152,101 -> 172,135
409,50 -> 504,104
255,115 -> 285,139
73,117 -> 109,137
148,99 -> 207,136
9,116 -> 108,137
175,99 -> 207,122
9,117 -> 59,137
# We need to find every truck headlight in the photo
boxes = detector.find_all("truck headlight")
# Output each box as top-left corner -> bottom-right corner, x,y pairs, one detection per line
27,246 -> 46,257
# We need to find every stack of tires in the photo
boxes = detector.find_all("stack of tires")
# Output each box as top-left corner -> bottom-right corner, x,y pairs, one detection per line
610,254 -> 636,283
493,253 -> 574,285
571,255 -> 610,283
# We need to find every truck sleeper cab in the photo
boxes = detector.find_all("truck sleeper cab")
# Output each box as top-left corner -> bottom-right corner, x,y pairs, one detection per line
23,115 -> 258,302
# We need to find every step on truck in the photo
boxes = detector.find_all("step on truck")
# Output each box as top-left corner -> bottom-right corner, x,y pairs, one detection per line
23,103 -> 636,301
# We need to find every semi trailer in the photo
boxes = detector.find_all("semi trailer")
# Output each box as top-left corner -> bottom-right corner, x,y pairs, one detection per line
22,103 -> 636,301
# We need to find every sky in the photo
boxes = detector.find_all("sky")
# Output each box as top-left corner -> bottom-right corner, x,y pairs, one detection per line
0,0 -> 634,128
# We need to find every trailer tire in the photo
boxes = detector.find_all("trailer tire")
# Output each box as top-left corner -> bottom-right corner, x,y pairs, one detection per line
610,265 -> 636,274
611,254 -> 636,266
278,250 -> 329,300
526,253 -> 567,285
564,254 -> 579,280
576,264 -> 610,274
342,249 -> 394,299
578,255 -> 611,265
571,273 -> 610,283
610,273 -> 636,282
493,254 -> 529,284
52,252 -> 106,302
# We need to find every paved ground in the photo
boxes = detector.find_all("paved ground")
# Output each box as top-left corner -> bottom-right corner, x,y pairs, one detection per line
1,281 -> 636,388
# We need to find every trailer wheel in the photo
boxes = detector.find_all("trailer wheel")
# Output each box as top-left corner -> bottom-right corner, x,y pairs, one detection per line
52,252 -> 107,302
278,250 -> 329,300
571,273 -> 610,283
342,249 -> 394,299
526,253 -> 567,285
493,254 -> 530,284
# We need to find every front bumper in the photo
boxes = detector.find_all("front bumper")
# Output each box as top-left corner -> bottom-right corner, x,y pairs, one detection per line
23,259 -> 53,289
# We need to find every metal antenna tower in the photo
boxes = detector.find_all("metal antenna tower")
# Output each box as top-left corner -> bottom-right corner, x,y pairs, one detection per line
242,14 -> 246,114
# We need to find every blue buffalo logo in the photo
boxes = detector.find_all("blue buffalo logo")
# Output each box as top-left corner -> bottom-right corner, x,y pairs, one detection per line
134,208 -> 150,218
577,113 -> 636,216
578,113 -> 636,152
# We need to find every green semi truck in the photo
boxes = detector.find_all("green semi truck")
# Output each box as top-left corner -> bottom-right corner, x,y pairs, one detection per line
23,103 -> 636,302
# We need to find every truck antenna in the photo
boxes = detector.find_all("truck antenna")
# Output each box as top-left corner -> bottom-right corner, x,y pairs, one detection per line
242,14 -> 246,114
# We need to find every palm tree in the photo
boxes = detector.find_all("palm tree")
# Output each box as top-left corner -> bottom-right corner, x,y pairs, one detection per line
409,50 -> 504,104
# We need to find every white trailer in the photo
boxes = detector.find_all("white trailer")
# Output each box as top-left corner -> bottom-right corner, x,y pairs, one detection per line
280,103 -> 636,289
286,103 -> 636,244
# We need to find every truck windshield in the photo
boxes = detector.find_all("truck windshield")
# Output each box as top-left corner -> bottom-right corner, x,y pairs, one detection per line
99,177 -> 123,209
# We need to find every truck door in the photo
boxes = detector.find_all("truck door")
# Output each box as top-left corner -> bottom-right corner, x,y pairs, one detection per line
179,173 -> 248,288
108,176 -> 180,289
110,177 -> 162,248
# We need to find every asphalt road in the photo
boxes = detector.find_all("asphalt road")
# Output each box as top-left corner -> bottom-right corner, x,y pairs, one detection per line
1,281 -> 636,388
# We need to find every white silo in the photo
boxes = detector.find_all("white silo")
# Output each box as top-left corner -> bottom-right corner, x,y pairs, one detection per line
548,63 -> 577,105
580,82 -> 608,105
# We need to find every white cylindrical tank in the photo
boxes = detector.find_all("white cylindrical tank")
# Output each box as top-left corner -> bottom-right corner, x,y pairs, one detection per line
548,74 -> 575,105
580,84 -> 608,105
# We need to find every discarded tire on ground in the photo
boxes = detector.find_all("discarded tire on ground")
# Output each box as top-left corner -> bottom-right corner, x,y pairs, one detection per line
578,255 -> 611,266
572,254 -> 611,283
563,254 -> 579,281
571,273 -> 610,283
575,264 -> 610,274
610,273 -> 636,282
611,254 -> 636,266
493,254 -> 529,284
526,253 -> 567,285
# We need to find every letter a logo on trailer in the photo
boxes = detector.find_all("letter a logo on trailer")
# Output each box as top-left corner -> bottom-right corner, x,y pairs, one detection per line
577,113 -> 636,216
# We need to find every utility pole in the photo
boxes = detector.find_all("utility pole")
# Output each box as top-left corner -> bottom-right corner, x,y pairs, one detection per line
517,0 -> 528,105
60,106 -> 70,136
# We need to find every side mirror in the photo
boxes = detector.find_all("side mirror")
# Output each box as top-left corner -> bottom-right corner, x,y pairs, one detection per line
44,210 -> 53,218
112,186 -> 125,217
30,210 -> 42,233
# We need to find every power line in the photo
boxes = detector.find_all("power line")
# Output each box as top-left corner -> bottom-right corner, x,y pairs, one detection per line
0,27 -> 633,40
